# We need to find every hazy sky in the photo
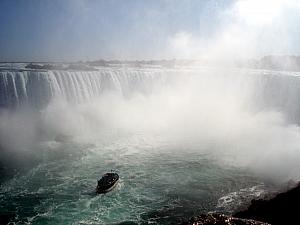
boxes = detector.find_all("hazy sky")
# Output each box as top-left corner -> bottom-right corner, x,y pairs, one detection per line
0,0 -> 300,61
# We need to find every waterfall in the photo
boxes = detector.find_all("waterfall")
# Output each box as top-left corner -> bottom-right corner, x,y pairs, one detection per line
1,67 -> 300,124
0,69 -> 166,108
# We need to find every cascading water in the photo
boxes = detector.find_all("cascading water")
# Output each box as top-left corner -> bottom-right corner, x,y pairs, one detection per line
1,67 -> 300,124
0,69 -> 167,108
1,65 -> 300,224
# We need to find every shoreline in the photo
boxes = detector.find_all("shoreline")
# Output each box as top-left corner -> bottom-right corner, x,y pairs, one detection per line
183,181 -> 300,225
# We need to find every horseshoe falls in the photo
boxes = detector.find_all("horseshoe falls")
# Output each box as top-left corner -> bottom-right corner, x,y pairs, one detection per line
0,69 -> 166,108
1,65 -> 300,225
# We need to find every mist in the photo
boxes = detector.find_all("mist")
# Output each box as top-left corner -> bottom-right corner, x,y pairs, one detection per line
2,1 -> 300,224
1,68 -> 300,183
1,0 -> 300,61
162,0 -> 300,64
2,0 -> 300,184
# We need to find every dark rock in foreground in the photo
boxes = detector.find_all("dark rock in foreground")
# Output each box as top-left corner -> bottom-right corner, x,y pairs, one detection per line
182,213 -> 269,225
234,182 -> 300,225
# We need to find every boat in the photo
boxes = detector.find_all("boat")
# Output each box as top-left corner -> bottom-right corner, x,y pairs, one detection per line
96,172 -> 119,193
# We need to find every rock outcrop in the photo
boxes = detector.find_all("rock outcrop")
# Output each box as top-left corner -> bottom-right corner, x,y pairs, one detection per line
182,213 -> 269,225
234,182 -> 300,225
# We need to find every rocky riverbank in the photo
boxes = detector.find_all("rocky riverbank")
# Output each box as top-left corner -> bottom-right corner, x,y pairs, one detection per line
182,213 -> 269,225
183,182 -> 300,225
234,182 -> 300,225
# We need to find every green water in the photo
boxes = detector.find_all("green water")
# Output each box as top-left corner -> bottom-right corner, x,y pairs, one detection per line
0,134 -> 265,225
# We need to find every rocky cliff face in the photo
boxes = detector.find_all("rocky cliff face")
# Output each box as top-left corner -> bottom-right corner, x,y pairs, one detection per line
182,213 -> 269,225
183,182 -> 300,225
234,183 -> 300,225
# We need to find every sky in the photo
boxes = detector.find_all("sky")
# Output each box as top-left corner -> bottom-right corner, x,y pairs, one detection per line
0,0 -> 300,62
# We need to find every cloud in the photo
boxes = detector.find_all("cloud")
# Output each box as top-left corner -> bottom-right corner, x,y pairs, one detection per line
233,0 -> 284,26
167,0 -> 300,60
168,31 -> 201,58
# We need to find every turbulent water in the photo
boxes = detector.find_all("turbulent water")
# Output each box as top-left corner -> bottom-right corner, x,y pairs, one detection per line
1,65 -> 300,224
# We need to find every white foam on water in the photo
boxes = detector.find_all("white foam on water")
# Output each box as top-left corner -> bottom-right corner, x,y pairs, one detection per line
216,184 -> 267,213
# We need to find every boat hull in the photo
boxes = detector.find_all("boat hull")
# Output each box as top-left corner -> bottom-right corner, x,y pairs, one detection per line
96,174 -> 119,194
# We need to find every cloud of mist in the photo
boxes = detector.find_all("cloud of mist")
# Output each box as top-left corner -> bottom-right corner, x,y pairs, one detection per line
1,70 -> 300,182
2,0 -> 300,61
167,0 -> 300,60
1,1 -> 300,184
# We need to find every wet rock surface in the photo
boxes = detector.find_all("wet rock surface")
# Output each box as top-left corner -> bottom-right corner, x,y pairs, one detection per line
234,182 -> 300,225
182,213 -> 269,225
